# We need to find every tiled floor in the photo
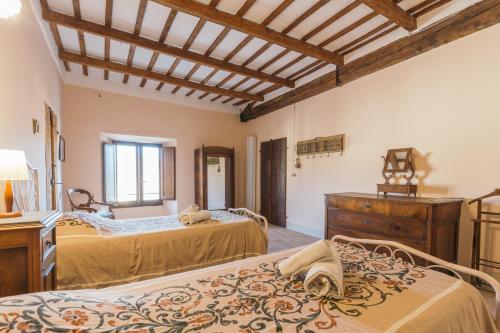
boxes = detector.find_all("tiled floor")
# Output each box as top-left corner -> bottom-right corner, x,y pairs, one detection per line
267,224 -> 319,253
266,224 -> 497,316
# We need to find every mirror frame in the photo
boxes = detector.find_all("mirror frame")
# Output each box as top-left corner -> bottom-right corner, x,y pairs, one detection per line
194,146 -> 235,210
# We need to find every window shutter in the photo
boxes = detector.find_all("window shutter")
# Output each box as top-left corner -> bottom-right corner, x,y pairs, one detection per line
103,143 -> 117,203
162,147 -> 176,200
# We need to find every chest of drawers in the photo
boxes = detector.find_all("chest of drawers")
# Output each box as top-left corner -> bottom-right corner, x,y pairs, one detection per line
325,193 -> 462,262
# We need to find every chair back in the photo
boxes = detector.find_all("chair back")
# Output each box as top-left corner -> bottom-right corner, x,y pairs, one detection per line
67,188 -> 93,210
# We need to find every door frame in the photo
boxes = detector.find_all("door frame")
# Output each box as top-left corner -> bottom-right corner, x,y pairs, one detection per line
44,105 -> 59,210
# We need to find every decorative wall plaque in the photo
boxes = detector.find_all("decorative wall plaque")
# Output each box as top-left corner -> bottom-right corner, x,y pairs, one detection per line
377,148 -> 417,197
296,134 -> 344,157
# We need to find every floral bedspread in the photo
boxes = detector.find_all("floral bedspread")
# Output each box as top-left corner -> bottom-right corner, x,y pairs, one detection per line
0,243 -> 496,333
59,210 -> 248,236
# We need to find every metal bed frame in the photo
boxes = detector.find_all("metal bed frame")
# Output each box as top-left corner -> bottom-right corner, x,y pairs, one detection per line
331,235 -> 500,329
228,207 -> 269,237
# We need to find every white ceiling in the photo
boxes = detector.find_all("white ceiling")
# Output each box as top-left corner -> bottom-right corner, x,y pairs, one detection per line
30,0 -> 481,114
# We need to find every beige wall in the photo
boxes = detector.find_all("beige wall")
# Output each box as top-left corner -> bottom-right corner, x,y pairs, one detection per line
0,1 -> 63,211
61,85 -> 245,219
245,23 -> 500,270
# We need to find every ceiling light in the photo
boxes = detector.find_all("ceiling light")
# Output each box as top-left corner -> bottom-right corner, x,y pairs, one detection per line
0,0 -> 22,19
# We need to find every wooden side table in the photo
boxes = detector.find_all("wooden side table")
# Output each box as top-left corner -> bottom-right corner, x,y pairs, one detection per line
0,211 -> 60,297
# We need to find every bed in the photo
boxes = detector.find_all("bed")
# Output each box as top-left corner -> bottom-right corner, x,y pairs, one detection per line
1,235 -> 498,332
56,208 -> 268,290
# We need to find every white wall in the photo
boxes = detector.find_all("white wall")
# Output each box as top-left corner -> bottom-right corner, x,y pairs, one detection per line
245,23 -> 500,272
0,0 -> 63,211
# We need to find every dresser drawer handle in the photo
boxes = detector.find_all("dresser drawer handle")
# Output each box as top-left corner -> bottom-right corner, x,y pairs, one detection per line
364,203 -> 372,209
362,220 -> 373,225
392,224 -> 401,231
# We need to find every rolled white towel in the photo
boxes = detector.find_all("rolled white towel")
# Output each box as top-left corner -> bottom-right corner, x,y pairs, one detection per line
181,204 -> 200,214
278,240 -> 338,279
179,210 -> 211,225
304,260 -> 344,299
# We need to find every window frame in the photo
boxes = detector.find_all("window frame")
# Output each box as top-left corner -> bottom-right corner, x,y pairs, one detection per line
102,140 -> 163,208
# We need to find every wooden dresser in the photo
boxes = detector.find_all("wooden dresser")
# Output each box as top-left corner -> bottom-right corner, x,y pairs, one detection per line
325,193 -> 463,262
0,211 -> 60,297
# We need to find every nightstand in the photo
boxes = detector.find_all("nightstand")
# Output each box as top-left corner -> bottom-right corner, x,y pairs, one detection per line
0,211 -> 61,297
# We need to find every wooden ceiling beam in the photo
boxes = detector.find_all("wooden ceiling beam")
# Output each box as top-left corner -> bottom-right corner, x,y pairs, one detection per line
123,0 -> 148,84
251,0 -> 434,99
40,0 -> 70,71
198,0 -> 294,101
358,0 -> 417,31
206,0 -> 321,102
225,1 -> 359,104
41,8 -> 293,88
59,51 -> 264,101
151,0 -> 343,65
184,0 -> 259,97
301,2 -> 360,41
240,0 -> 500,121
49,23 -> 70,71
104,0 -> 113,80
72,0 -> 88,75
169,0 -> 221,94
141,8 -> 177,87
336,0 -> 450,56
281,0 -> 328,35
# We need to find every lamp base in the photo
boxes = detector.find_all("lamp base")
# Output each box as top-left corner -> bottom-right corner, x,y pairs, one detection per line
0,211 -> 22,219
1,181 -> 22,218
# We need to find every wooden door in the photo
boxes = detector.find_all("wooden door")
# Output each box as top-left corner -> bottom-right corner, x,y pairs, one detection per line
260,138 -> 286,227
44,106 -> 58,210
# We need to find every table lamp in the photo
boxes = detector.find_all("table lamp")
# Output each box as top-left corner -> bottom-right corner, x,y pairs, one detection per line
0,149 -> 29,218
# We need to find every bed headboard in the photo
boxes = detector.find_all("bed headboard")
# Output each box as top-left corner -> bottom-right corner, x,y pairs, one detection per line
13,162 -> 40,212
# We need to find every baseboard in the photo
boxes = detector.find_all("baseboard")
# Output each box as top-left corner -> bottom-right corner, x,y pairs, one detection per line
286,222 -> 323,239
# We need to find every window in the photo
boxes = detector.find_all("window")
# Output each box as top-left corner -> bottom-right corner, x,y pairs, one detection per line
103,141 -> 164,207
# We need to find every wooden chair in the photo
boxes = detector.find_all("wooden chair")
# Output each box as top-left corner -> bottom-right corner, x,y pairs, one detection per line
67,188 -> 115,219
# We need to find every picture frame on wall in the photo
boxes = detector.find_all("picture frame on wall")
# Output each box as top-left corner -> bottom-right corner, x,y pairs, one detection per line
59,136 -> 65,161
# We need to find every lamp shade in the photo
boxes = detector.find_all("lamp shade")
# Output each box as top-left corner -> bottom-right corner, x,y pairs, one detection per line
0,0 -> 22,19
0,149 -> 29,181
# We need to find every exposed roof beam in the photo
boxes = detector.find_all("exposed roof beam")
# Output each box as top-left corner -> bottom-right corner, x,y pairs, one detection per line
141,9 -> 177,87
240,0 -> 500,121
41,8 -> 294,88
225,1 -> 360,101
170,0 -> 221,94
151,0 -> 343,65
250,0 -> 435,100
104,0 -> 113,80
59,51 -> 264,102
72,0 -> 88,75
40,0 -> 69,71
184,0 -> 259,97
123,0 -> 148,84
48,23 -> 70,71
205,0 -> 325,102
336,0 -> 451,56
199,0 -> 294,101
358,0 -> 417,31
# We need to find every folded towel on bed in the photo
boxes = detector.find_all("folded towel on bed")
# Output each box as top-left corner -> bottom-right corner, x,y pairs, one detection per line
278,240 -> 338,278
179,210 -> 211,225
181,204 -> 200,214
304,260 -> 344,299
278,240 -> 343,299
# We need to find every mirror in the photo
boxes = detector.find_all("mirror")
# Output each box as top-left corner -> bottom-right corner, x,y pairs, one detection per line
207,157 -> 227,210
194,146 -> 235,210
